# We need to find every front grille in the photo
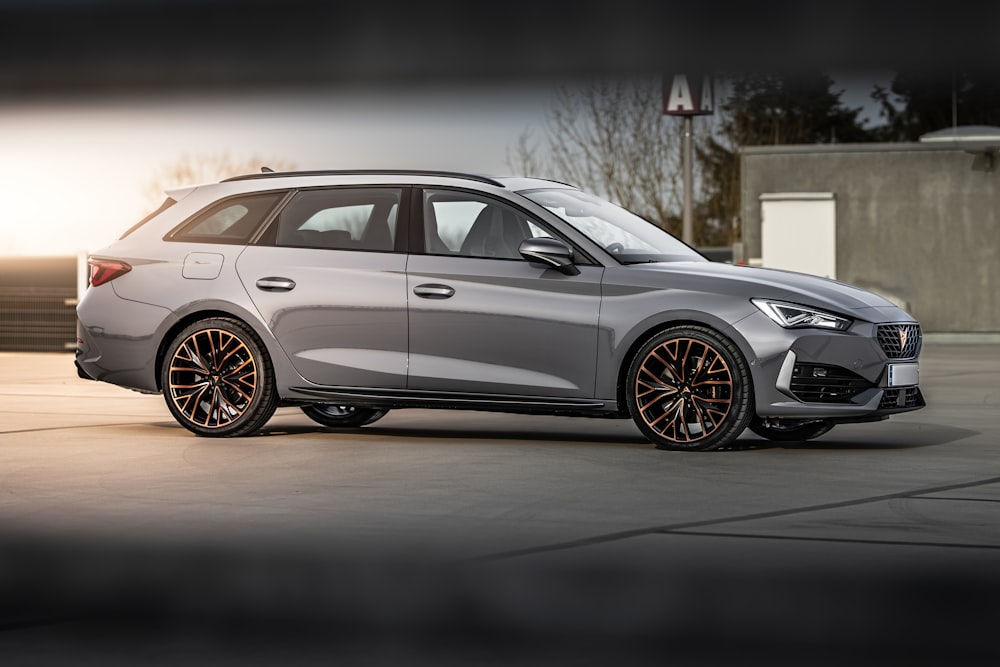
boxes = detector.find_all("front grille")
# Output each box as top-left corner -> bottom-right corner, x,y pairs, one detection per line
879,387 -> 925,410
876,323 -> 922,360
790,364 -> 873,403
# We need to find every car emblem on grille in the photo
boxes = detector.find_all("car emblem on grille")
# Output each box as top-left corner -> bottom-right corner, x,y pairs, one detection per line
898,327 -> 908,350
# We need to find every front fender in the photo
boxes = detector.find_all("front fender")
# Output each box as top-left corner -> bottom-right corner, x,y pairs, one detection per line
595,296 -> 759,403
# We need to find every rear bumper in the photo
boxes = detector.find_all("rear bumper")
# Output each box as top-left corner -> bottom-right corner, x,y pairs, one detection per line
75,356 -> 95,381
75,284 -> 173,394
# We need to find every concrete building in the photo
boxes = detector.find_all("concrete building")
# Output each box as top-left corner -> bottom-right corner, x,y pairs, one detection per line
740,138 -> 1000,333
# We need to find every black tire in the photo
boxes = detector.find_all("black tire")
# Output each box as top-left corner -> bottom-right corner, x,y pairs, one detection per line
301,404 -> 389,428
748,418 -> 834,442
626,325 -> 753,451
161,317 -> 278,437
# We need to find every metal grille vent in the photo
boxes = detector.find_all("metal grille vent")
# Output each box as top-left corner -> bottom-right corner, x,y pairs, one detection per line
876,323 -> 922,360
879,387 -> 925,410
790,364 -> 873,403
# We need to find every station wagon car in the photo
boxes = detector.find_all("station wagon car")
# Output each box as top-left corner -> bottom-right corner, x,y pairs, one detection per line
76,170 -> 925,450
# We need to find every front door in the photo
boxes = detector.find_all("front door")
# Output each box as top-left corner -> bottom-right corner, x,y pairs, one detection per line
406,188 -> 603,398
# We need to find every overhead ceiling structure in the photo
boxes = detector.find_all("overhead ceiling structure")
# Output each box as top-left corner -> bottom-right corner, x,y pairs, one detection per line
1,0 -> 999,97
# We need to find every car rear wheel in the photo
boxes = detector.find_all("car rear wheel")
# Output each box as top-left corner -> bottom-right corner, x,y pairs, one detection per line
748,418 -> 834,442
626,325 -> 753,451
301,405 -> 389,428
162,318 -> 278,437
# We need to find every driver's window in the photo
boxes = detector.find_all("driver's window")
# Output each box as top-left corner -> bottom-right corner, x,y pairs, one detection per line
423,190 -> 551,259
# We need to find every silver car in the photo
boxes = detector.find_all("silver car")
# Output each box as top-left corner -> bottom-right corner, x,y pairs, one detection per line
76,170 -> 924,450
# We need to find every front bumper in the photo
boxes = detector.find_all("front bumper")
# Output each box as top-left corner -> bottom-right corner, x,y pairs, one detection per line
743,313 -> 925,422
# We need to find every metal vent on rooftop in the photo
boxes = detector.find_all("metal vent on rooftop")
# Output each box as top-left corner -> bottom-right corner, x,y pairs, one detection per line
920,126 -> 1000,172
919,125 -> 1000,143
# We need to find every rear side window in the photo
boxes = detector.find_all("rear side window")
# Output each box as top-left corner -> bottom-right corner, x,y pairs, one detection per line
273,188 -> 402,252
168,192 -> 286,244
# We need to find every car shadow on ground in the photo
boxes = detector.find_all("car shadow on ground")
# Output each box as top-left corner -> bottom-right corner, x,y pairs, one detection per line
775,422 -> 979,450
150,419 -> 653,447
259,423 -> 653,447
151,418 -> 976,451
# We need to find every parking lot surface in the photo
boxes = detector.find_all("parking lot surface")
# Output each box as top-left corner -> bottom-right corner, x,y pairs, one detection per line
1,345 -> 998,665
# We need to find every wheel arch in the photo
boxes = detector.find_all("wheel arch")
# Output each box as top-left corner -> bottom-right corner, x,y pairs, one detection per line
613,313 -> 756,416
153,301 -> 295,393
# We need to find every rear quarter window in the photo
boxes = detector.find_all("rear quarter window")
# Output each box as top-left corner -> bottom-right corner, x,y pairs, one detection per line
167,192 -> 286,245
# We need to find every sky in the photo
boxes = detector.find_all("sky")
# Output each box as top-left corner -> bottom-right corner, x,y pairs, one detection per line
0,75 -> 891,257
0,84 -> 561,256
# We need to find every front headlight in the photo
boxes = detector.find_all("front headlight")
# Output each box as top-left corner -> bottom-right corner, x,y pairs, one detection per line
751,299 -> 851,331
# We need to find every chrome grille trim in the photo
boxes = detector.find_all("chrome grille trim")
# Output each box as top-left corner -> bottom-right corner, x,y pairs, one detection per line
876,323 -> 922,360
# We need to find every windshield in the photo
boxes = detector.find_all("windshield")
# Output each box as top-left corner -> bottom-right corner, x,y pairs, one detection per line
521,188 -> 706,264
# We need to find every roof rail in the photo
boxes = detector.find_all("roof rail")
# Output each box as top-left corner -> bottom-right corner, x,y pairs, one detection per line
221,169 -> 506,187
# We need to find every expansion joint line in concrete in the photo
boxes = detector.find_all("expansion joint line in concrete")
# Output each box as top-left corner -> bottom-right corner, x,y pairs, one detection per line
464,474 -> 1000,565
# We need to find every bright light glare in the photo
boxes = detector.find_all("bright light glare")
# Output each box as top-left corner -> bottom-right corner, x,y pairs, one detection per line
0,86 -> 554,257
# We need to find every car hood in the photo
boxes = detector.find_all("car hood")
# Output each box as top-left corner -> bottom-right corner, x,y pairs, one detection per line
625,261 -> 908,319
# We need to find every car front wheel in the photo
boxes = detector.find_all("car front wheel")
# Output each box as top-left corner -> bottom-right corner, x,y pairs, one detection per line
626,325 -> 753,451
161,318 -> 278,437
301,405 -> 389,428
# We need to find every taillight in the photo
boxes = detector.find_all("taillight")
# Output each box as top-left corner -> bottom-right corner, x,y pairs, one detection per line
88,258 -> 132,287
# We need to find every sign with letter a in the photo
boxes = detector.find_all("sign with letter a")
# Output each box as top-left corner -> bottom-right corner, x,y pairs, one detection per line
663,74 -> 715,116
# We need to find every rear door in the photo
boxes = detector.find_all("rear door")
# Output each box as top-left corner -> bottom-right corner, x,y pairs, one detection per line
236,186 -> 409,388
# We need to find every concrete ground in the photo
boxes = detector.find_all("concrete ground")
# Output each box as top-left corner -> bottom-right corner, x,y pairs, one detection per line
0,345 -> 998,665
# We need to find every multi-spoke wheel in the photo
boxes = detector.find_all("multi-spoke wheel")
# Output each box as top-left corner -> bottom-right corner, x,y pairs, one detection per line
748,418 -> 834,442
301,404 -> 389,428
161,318 -> 278,437
626,325 -> 753,451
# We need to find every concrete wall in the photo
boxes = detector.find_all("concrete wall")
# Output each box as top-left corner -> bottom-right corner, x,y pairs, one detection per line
741,143 -> 1000,333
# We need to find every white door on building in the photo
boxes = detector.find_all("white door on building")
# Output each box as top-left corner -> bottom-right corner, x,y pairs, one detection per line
759,193 -> 836,279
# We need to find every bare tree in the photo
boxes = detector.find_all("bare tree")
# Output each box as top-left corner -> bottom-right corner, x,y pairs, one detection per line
144,151 -> 296,207
508,78 -> 683,233
505,129 -> 546,180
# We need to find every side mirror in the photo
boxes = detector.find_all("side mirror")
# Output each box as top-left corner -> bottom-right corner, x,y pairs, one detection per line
518,237 -> 580,275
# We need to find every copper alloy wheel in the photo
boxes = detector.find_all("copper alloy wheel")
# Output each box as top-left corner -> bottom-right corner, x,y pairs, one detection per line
634,336 -> 734,445
167,328 -> 258,429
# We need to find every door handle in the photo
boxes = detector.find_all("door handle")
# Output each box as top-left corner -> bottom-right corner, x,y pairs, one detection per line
413,283 -> 455,299
256,277 -> 297,292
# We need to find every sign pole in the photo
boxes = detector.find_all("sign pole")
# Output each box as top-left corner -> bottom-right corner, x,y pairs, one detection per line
682,115 -> 694,245
663,73 -> 714,247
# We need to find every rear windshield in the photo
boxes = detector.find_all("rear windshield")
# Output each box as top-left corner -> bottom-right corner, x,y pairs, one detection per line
119,197 -> 177,239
